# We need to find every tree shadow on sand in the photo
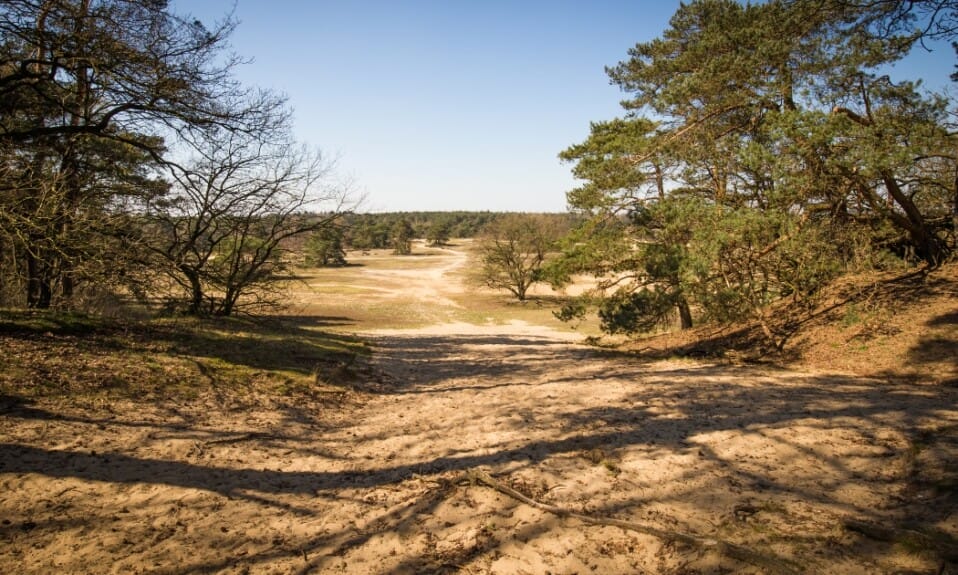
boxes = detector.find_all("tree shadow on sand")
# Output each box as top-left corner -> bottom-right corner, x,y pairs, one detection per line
901,309 -> 958,384
3,344 -> 958,572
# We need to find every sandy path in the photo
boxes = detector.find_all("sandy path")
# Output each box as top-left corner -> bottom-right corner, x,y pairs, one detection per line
356,245 -> 470,308
2,253 -> 958,573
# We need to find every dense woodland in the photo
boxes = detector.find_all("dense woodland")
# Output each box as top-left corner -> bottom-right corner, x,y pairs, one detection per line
0,0 -> 955,338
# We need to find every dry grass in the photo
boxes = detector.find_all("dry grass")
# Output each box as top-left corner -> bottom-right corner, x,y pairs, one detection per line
288,240 -> 603,335
0,310 -> 369,404
617,262 -> 958,385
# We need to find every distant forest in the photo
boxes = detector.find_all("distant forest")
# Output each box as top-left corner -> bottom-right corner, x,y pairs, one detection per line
335,212 -> 576,249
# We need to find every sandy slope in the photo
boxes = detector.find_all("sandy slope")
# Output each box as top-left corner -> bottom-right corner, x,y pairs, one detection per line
2,250 -> 957,574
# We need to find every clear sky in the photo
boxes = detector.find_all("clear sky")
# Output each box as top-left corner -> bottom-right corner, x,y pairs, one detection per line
176,1 -> 954,213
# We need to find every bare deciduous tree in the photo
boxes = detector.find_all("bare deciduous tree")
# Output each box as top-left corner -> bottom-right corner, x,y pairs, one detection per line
0,0 -> 286,308
144,128 -> 354,316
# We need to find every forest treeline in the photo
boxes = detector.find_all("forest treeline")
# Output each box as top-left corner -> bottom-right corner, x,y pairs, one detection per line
0,0 -> 956,340
292,211 -> 575,269
341,211 -> 534,249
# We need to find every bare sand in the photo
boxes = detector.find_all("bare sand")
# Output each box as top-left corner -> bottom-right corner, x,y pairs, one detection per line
2,248 -> 957,574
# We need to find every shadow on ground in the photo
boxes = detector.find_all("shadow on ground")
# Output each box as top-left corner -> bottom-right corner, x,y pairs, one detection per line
3,329 -> 958,572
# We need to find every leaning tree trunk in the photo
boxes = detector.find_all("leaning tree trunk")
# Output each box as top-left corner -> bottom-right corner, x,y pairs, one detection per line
881,170 -> 944,267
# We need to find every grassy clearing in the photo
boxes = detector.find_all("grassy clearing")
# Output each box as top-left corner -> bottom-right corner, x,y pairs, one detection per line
0,310 -> 368,403
289,242 -> 602,335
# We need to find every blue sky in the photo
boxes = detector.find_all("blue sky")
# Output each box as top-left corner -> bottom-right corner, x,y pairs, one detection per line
178,1 -> 954,213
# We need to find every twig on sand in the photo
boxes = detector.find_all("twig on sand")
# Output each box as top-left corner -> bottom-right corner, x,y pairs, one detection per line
462,469 -> 799,575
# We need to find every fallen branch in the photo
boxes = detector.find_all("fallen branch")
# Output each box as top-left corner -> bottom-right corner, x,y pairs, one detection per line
204,432 -> 279,445
462,469 -> 798,575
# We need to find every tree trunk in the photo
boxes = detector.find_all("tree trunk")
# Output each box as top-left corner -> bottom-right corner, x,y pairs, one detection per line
26,251 -> 52,309
219,287 -> 238,316
953,140 -> 957,249
654,162 -> 665,200
881,170 -> 942,266
26,252 -> 41,308
515,283 -> 527,301
54,0 -> 91,308
180,266 -> 204,315
60,269 -> 74,302
677,297 -> 693,330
